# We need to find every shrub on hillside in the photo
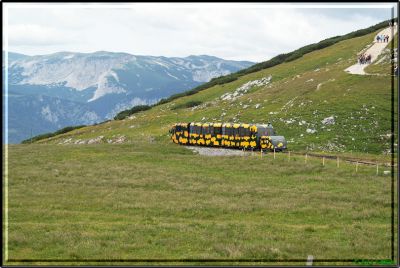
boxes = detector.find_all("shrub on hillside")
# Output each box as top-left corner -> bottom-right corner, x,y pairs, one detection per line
21,125 -> 86,144
172,100 -> 203,110
114,105 -> 151,120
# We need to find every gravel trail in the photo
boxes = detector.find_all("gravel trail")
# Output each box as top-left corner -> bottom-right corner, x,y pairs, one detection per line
345,25 -> 397,75
185,146 -> 256,156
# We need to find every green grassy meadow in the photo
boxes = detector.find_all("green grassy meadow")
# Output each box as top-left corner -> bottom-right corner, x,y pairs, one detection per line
5,141 -> 397,265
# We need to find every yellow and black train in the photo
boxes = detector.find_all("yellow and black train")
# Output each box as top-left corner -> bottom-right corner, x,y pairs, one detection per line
170,122 -> 287,151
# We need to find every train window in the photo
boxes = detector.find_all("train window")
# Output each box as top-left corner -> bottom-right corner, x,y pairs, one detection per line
266,127 -> 276,136
176,125 -> 181,132
244,127 -> 250,136
225,127 -> 230,136
239,127 -> 244,136
215,127 -> 222,135
210,126 -> 214,135
233,128 -> 238,136
257,127 -> 265,136
190,124 -> 194,134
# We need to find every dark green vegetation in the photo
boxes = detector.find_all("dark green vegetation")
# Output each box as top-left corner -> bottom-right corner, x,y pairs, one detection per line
21,125 -> 86,144
113,105 -> 151,120
6,142 -> 396,265
171,100 -> 203,110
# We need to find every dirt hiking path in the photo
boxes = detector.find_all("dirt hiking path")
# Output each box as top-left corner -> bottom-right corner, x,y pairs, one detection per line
345,25 -> 397,75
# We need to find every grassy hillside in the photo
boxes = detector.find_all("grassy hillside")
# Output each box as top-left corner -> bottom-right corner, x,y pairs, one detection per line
38,28 -> 397,156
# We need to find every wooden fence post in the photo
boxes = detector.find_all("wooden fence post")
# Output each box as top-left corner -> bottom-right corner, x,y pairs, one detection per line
274,148 -> 276,159
305,153 -> 308,164
376,164 -> 379,175
322,157 -> 325,166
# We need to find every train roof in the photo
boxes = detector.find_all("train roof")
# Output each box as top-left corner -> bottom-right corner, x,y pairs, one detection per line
184,122 -> 274,128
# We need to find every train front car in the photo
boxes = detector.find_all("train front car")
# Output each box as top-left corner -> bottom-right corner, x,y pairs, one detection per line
257,123 -> 287,151
170,123 -> 189,145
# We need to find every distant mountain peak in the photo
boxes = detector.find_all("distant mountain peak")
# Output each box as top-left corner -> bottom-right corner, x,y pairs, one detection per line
5,51 -> 254,143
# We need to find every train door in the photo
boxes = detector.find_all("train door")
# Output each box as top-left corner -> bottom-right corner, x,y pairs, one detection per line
180,123 -> 189,145
233,124 -> 240,147
170,124 -> 178,144
189,123 -> 194,145
249,124 -> 257,148
241,124 -> 250,149
213,123 -> 222,146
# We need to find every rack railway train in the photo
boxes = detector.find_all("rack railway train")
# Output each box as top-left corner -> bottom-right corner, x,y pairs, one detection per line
170,122 -> 287,151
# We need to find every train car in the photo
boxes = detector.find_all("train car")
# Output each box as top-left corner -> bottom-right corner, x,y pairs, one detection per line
170,122 -> 287,151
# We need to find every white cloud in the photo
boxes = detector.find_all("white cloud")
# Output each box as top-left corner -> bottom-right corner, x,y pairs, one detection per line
8,24 -> 74,46
4,3 -> 396,62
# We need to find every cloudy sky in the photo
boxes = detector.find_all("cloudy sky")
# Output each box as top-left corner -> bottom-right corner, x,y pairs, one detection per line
3,3 -> 397,62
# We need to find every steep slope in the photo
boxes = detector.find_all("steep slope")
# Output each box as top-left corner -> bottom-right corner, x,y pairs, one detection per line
37,28 -> 397,155
5,52 -> 253,143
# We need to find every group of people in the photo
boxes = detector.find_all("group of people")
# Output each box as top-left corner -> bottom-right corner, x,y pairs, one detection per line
358,53 -> 371,65
376,34 -> 390,43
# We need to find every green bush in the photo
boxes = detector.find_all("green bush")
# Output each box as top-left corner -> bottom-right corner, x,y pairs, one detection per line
114,105 -> 151,120
172,100 -> 203,110
21,125 -> 86,144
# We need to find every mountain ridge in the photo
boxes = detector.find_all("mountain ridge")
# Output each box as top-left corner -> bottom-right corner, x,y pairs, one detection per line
5,52 -> 254,143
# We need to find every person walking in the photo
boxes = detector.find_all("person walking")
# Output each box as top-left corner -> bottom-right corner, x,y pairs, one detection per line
376,35 -> 380,43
